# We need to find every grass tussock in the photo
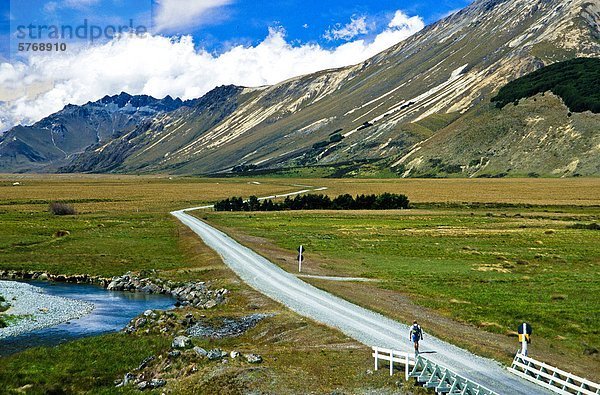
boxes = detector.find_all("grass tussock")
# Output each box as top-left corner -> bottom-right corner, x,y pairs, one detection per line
49,202 -> 76,216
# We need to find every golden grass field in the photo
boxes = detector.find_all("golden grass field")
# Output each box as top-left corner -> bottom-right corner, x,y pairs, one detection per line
2,175 -> 599,211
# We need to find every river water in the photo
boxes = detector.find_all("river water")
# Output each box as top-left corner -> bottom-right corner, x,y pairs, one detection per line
0,280 -> 174,356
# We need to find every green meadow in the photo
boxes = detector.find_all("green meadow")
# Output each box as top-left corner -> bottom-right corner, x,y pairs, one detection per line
202,206 -> 600,362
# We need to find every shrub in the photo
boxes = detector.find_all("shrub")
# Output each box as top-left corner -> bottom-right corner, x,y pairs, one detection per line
0,294 -> 10,314
312,141 -> 329,150
49,202 -> 76,216
329,133 -> 343,143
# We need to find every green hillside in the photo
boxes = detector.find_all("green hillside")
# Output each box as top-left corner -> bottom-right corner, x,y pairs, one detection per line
492,58 -> 600,113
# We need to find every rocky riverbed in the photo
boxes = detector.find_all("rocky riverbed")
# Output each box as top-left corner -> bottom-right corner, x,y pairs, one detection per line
0,280 -> 94,339
0,271 -> 229,310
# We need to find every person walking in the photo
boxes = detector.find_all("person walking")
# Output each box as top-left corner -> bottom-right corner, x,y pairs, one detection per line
409,320 -> 423,354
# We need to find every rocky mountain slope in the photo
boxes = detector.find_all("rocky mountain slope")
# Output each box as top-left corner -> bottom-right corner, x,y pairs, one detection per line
0,93 -> 193,172
1,0 -> 599,176
396,57 -> 600,178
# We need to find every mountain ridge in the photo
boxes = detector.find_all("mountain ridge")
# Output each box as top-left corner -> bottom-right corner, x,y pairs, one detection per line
0,92 -> 200,172
1,0 -> 598,176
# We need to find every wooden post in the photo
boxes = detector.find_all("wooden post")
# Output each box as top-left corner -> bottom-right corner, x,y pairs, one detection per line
405,353 -> 409,381
390,350 -> 394,376
374,348 -> 378,371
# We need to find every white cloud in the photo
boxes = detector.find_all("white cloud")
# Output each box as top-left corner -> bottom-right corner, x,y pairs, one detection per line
388,10 -> 425,31
154,0 -> 233,33
324,16 -> 369,41
0,10 -> 424,132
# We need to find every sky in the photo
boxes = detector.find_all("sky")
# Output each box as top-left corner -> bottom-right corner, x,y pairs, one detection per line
0,0 -> 472,132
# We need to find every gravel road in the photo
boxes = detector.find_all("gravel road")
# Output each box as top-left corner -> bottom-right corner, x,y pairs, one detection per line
0,280 -> 94,339
173,206 -> 550,395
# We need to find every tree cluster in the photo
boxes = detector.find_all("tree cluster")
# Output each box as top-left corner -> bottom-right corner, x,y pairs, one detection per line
214,193 -> 410,212
491,57 -> 600,113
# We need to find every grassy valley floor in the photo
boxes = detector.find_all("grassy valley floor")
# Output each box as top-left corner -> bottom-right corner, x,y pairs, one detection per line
195,179 -> 600,381
0,175 -> 427,394
1,176 -> 598,392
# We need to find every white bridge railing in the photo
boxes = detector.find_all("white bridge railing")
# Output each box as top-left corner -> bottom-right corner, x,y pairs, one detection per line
508,353 -> 600,395
372,346 -> 416,380
372,346 -> 498,395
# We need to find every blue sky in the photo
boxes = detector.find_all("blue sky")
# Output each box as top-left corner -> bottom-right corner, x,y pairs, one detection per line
2,0 -> 472,58
188,0 -> 472,51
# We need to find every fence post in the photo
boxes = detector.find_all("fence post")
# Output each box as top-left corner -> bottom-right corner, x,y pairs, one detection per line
390,350 -> 394,376
405,353 -> 409,381
374,348 -> 378,371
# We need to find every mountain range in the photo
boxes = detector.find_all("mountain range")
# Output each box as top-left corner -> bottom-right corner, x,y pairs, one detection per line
1,0 -> 598,177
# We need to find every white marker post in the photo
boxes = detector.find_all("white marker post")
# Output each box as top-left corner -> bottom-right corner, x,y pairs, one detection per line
298,245 -> 304,273
518,322 -> 532,356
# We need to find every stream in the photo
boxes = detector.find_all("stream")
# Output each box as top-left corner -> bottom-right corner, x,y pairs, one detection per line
0,280 -> 174,357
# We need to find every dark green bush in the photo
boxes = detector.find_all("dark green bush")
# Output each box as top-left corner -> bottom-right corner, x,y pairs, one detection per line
329,133 -> 344,143
491,58 -> 600,113
312,141 -> 329,150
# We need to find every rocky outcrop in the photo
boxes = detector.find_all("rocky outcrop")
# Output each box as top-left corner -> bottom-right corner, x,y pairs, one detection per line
107,275 -> 163,294
171,282 -> 229,309
125,310 -> 200,335
115,336 -> 264,391
126,310 -> 272,340
244,354 -> 263,364
107,273 -> 229,309
206,348 -> 228,361
187,314 -> 273,339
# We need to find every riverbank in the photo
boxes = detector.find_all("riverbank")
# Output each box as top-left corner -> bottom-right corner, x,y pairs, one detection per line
0,280 -> 94,339
0,270 -> 229,310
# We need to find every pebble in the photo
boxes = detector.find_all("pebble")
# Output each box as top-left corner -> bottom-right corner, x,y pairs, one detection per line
171,335 -> 192,349
244,353 -> 263,364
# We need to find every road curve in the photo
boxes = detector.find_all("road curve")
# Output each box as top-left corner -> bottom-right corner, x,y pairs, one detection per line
172,206 -> 549,394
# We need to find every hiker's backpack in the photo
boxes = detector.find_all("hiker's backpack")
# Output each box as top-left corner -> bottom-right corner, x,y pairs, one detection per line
412,325 -> 421,337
